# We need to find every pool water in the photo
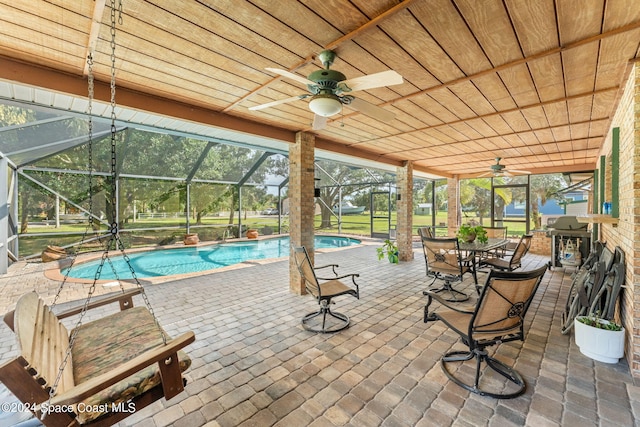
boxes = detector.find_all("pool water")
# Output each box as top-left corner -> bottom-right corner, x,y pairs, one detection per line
63,236 -> 360,280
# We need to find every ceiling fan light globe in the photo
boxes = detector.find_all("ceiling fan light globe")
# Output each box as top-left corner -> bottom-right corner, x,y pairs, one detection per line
309,94 -> 342,117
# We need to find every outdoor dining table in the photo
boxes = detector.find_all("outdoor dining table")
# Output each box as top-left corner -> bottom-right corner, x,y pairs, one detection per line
458,237 -> 509,254
458,237 -> 510,275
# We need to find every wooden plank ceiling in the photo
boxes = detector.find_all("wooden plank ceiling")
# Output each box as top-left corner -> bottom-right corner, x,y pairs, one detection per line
0,0 -> 639,178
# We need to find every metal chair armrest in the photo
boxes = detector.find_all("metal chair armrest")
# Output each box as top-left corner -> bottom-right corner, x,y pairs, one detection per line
314,263 -> 339,277
423,290 -> 475,322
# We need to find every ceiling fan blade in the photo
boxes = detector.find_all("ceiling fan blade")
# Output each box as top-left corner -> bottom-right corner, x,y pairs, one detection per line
347,97 -> 395,122
474,171 -> 493,178
249,94 -> 308,111
312,114 -> 327,130
265,68 -> 316,86
341,70 -> 403,92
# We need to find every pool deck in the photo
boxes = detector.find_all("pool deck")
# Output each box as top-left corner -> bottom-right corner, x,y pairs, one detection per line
0,241 -> 639,426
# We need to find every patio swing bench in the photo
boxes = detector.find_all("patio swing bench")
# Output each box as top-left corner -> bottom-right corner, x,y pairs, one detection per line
0,289 -> 195,426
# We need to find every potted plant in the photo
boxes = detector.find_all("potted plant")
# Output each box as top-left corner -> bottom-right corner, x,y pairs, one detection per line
456,224 -> 488,243
183,233 -> 199,245
574,313 -> 625,363
377,239 -> 399,264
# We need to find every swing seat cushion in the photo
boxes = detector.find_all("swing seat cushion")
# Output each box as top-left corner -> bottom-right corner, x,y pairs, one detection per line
71,307 -> 191,424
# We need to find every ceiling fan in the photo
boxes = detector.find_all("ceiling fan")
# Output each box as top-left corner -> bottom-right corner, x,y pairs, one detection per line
249,50 -> 404,130
477,157 -> 531,177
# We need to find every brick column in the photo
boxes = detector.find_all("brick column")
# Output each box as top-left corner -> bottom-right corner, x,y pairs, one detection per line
396,161 -> 414,261
447,176 -> 461,235
289,131 -> 315,295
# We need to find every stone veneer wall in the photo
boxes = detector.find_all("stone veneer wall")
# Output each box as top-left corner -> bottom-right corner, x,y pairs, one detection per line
447,177 -> 461,234
396,162 -> 414,261
596,61 -> 639,380
288,132 -> 316,295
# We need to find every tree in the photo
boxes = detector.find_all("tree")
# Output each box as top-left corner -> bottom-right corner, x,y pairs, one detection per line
314,161 -> 394,229
460,178 -> 512,225
530,174 -> 568,228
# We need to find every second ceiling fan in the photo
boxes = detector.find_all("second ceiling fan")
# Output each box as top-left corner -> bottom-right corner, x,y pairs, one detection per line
249,50 -> 403,130
477,157 -> 531,177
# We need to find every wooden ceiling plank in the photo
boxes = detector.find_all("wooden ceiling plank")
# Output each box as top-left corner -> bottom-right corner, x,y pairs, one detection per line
542,101 -> 569,127
460,118 -> 499,139
520,105 -> 550,130
409,0 -> 493,75
591,89 -> 618,118
201,1 -> 323,60
567,97 -> 594,123
427,88 -> 476,120
569,122 -> 592,139
550,124 -> 572,143
528,54 -> 566,101
323,0 -> 419,49
604,0 -> 640,30
505,0 -> 559,55
562,43 -> 600,96
472,74 -> 518,111
454,0 -> 523,67
384,19 -> 640,109
533,128 -> 555,143
409,95 -> 459,123
595,30 -> 640,89
380,11 -> 464,84
497,63 -> 541,106
448,81 -> 497,116
557,0 -> 605,45
352,27 -> 440,90
500,110 -> 531,132
481,115 -> 515,135
130,2 -> 302,80
0,21 -> 85,70
393,100 -> 442,130
243,0 -> 342,46
1,1 -> 91,30
446,122 -> 485,140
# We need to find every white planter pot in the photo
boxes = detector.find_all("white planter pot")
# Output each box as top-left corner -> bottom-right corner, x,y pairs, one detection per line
574,316 -> 625,363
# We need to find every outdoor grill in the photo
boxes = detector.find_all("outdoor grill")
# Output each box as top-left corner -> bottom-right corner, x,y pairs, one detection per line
547,216 -> 592,267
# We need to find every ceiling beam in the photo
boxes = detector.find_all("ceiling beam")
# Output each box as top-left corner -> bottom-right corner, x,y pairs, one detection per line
83,0 -> 107,76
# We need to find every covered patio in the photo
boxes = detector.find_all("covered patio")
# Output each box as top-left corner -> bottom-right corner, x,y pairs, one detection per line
1,1 -> 640,425
0,244 -> 636,426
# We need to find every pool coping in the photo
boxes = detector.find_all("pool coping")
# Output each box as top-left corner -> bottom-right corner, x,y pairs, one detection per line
43,234 -> 373,285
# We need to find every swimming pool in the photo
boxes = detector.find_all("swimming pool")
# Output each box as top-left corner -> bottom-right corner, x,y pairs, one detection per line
63,235 -> 360,280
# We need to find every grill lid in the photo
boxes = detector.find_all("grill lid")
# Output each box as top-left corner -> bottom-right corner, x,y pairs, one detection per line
548,215 -> 588,231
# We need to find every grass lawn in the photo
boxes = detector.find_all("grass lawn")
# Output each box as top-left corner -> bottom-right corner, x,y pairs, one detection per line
19,211 -> 532,257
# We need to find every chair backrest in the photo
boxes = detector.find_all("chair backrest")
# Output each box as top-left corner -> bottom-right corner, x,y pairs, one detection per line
292,246 -> 322,298
599,245 -> 614,271
421,236 -> 464,275
13,292 -> 74,394
472,265 -> 547,341
484,227 -> 507,239
509,234 -> 532,267
521,234 -> 533,253
418,227 -> 434,239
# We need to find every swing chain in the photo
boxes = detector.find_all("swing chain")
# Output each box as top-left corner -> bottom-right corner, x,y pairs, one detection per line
50,53 -> 96,311
46,2 -> 126,416
46,3 -> 170,417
